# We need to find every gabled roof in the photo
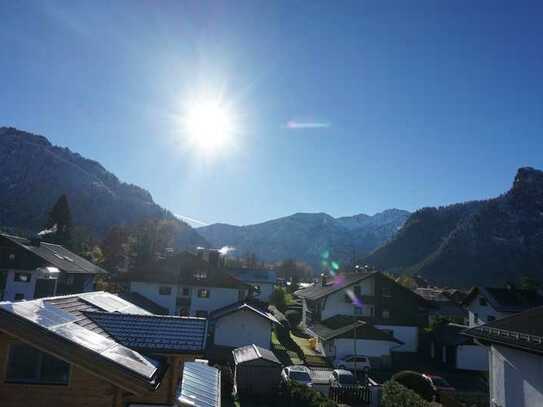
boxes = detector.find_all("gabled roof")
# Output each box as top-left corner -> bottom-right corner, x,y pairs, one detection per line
0,298 -> 160,394
463,305 -> 543,355
463,286 -> 543,313
226,268 -> 277,284
307,315 -> 403,344
232,344 -> 281,365
178,362 -> 221,407
1,233 -> 106,274
295,272 -> 377,301
209,301 -> 279,324
0,291 -> 206,394
84,311 -> 207,353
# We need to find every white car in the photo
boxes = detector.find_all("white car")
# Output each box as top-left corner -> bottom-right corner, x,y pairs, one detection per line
281,365 -> 313,387
329,369 -> 356,387
335,355 -> 371,371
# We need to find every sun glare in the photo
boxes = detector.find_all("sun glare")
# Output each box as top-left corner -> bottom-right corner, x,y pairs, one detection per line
183,98 -> 236,154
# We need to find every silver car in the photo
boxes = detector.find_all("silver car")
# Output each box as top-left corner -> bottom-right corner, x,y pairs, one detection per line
281,365 -> 313,387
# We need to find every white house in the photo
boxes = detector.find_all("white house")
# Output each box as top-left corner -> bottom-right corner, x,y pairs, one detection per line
429,322 -> 488,371
464,306 -> 543,407
463,286 -> 543,327
307,315 -> 403,367
123,252 -> 250,317
0,233 -> 105,301
296,271 -> 429,353
226,269 -> 277,301
209,302 -> 279,349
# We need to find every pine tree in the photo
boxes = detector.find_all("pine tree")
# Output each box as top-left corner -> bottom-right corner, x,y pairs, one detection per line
46,194 -> 73,247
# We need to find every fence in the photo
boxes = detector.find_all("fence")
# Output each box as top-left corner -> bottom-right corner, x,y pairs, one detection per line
329,385 -> 371,406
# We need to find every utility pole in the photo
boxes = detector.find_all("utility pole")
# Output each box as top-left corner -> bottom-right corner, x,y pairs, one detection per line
353,323 -> 357,382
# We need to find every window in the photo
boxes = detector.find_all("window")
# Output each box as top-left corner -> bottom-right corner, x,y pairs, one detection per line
9,253 -> 15,262
193,271 -> 208,280
198,288 -> 210,298
159,286 -> 172,295
14,293 -> 24,301
195,310 -> 208,318
479,297 -> 487,306
474,312 -> 479,322
382,288 -> 392,298
6,344 -> 70,384
14,272 -> 31,283
487,315 -> 496,322
238,289 -> 246,301
182,287 -> 191,296
382,309 -> 390,319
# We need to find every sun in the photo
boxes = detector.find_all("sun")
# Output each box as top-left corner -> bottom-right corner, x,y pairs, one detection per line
183,98 -> 236,154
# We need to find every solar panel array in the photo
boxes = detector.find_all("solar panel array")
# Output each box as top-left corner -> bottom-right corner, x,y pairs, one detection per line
0,299 -> 159,380
85,311 -> 207,352
80,292 -> 150,315
178,362 -> 220,407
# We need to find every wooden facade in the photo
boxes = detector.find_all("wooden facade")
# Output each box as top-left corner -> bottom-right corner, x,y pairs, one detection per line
0,330 -> 195,407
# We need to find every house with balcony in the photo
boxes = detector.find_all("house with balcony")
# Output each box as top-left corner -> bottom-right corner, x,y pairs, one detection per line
463,285 -> 543,327
463,305 -> 543,407
0,233 -> 106,301
296,271 -> 429,356
226,268 -> 277,301
0,291 -> 216,407
121,251 -> 251,317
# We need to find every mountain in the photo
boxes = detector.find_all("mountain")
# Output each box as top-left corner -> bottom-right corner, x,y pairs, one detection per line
198,209 -> 410,270
364,167 -> 543,287
0,127 -> 205,248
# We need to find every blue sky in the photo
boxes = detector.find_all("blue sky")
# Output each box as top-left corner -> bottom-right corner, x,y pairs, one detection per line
1,1 -> 542,226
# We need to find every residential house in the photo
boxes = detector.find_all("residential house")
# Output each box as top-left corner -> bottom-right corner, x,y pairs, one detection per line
428,322 -> 488,371
463,306 -> 543,407
209,301 -> 279,350
122,251 -> 250,317
416,288 -> 468,325
463,285 -> 543,327
226,268 -> 277,301
296,271 -> 429,353
0,233 -> 106,301
307,315 -> 404,367
232,344 -> 282,397
0,291 -> 211,407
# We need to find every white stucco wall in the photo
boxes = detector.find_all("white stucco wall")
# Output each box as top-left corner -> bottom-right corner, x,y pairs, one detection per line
321,279 -> 375,320
375,325 -> 418,352
214,309 -> 272,349
490,344 -> 543,407
327,338 -> 397,361
189,286 -> 241,316
3,270 -> 37,301
457,344 -> 489,371
467,294 -> 510,327
130,282 -> 178,314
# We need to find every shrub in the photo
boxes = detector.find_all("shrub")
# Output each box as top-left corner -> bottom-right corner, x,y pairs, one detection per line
285,309 -> 302,329
381,380 -> 431,407
279,381 -> 337,407
391,371 -> 435,402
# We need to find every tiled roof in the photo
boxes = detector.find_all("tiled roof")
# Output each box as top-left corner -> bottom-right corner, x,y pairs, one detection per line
232,344 -> 281,365
463,305 -> 543,354
295,272 -> 376,301
1,234 -> 107,274
307,315 -> 403,343
226,269 -> 277,284
209,301 -> 279,324
464,286 -> 543,313
85,311 -> 208,353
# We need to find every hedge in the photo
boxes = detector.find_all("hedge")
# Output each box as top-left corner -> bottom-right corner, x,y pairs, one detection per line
279,381 -> 337,407
381,380 -> 431,407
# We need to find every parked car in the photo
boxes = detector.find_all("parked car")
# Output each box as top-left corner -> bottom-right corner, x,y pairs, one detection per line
423,374 -> 456,398
281,365 -> 313,387
329,369 -> 356,387
335,355 -> 371,371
